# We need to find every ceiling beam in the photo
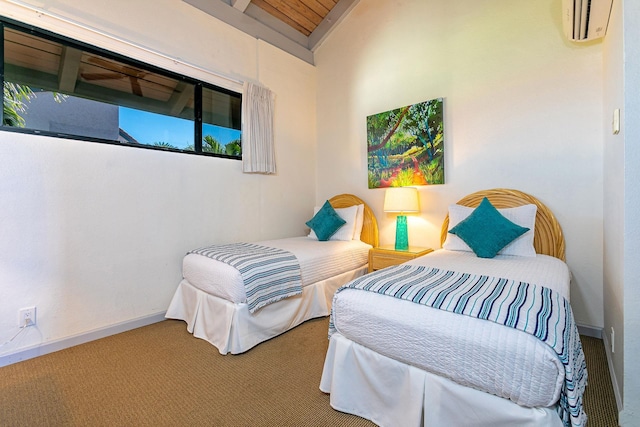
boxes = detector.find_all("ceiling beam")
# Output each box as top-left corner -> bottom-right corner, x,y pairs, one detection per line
169,82 -> 193,116
231,0 -> 251,12
243,3 -> 308,46
309,0 -> 360,51
58,46 -> 83,93
183,0 -> 314,64
182,0 -> 360,64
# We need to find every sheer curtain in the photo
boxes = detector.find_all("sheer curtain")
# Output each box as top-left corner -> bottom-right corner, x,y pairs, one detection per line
242,82 -> 276,174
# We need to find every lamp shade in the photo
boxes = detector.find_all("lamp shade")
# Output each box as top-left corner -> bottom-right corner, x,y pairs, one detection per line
383,187 -> 420,213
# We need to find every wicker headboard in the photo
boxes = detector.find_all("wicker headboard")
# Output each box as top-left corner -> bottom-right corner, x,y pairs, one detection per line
440,188 -> 565,260
329,194 -> 379,248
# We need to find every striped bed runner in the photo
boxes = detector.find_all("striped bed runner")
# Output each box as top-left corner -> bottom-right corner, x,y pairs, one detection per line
329,264 -> 587,427
189,243 -> 302,313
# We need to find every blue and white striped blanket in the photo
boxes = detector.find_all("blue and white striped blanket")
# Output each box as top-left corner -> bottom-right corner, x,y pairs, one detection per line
189,243 -> 302,313
329,264 -> 587,427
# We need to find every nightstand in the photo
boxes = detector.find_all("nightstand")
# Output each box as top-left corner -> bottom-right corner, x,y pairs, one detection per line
368,245 -> 434,273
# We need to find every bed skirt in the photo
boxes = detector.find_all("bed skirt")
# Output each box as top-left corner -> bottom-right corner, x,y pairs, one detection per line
165,266 -> 367,354
319,333 -> 563,427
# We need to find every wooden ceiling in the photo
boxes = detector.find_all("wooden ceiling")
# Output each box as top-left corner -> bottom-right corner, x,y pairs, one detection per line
251,0 -> 339,37
183,0 -> 359,64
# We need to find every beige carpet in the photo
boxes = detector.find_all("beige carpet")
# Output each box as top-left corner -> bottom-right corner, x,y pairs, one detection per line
581,335 -> 619,427
1,317 -> 618,426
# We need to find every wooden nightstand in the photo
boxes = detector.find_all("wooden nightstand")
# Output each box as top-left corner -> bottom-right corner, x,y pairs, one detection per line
368,245 -> 434,273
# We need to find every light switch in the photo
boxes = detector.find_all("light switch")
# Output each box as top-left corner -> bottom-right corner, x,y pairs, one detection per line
613,108 -> 620,135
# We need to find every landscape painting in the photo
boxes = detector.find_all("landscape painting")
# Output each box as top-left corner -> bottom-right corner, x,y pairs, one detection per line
367,97 -> 444,188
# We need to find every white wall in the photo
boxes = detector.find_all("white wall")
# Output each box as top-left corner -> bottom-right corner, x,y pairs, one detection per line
314,0 -> 604,328
618,0 -> 640,424
0,0 -> 316,362
602,0 -> 625,412
598,0 -> 640,422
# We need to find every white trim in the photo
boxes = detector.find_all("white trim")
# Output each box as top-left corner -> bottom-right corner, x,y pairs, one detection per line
1,0 -> 243,92
602,331 -> 624,413
577,324 -> 623,413
576,323 -> 603,338
0,312 -> 166,368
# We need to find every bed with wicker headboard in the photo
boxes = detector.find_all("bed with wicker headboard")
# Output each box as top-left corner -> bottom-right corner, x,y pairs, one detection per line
166,193 -> 378,355
320,188 -> 587,427
439,188 -> 565,259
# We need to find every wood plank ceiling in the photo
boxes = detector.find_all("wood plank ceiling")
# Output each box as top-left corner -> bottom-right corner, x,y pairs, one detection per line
252,0 -> 339,36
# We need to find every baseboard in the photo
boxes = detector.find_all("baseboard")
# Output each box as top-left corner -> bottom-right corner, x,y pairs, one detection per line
577,323 -> 602,338
602,331 -> 624,414
576,323 -> 625,415
0,311 -> 167,368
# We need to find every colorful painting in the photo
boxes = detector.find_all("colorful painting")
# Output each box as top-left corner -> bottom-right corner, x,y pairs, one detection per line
367,98 -> 444,188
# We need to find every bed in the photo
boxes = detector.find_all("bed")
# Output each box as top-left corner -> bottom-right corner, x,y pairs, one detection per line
320,189 -> 587,427
165,193 -> 379,355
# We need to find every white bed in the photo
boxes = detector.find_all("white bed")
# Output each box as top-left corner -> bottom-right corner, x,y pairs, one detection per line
165,194 -> 379,355
320,189 -> 587,427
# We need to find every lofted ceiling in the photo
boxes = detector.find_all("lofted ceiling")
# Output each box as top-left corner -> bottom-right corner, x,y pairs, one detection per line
252,0 -> 339,37
182,0 -> 360,65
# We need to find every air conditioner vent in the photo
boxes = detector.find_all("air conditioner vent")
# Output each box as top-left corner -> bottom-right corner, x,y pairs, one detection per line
562,0 -> 613,42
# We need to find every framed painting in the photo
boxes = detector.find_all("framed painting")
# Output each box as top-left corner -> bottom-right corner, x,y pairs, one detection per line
367,97 -> 444,188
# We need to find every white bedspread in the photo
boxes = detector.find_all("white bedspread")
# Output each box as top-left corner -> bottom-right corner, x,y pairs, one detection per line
331,249 -> 572,408
182,237 -> 371,303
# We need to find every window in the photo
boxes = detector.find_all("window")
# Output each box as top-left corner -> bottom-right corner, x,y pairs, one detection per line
1,19 -> 242,159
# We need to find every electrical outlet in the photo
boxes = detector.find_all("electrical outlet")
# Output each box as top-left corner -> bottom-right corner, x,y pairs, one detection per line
18,306 -> 37,327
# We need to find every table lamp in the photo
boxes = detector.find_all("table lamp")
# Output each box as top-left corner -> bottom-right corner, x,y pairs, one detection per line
384,187 -> 420,250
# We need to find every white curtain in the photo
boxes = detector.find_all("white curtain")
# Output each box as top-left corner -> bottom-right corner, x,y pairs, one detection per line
242,82 -> 276,174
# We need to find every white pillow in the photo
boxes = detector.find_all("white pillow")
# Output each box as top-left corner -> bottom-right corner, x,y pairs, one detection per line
352,204 -> 365,241
308,204 -> 359,241
443,203 -> 537,257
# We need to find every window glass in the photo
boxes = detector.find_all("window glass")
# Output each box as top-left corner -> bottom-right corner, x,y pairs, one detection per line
2,23 -> 241,158
202,86 -> 242,156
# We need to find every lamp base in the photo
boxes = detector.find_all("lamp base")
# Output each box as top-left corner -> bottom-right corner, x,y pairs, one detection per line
395,215 -> 409,251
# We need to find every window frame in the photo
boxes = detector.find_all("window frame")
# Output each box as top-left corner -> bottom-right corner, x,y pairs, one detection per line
1,17 -> 242,160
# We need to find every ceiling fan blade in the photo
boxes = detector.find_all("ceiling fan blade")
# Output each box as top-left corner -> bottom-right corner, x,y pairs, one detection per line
81,72 -> 123,81
87,56 -> 119,69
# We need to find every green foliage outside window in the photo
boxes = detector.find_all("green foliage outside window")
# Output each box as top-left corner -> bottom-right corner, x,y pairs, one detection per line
3,82 -> 34,127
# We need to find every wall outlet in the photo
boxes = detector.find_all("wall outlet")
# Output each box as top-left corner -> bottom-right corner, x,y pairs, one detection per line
18,306 -> 37,327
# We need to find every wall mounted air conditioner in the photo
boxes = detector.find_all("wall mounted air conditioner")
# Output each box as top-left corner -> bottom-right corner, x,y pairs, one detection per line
562,0 -> 613,42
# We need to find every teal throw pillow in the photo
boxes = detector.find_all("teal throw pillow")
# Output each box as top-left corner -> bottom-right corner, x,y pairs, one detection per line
306,200 -> 346,241
449,197 -> 529,258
